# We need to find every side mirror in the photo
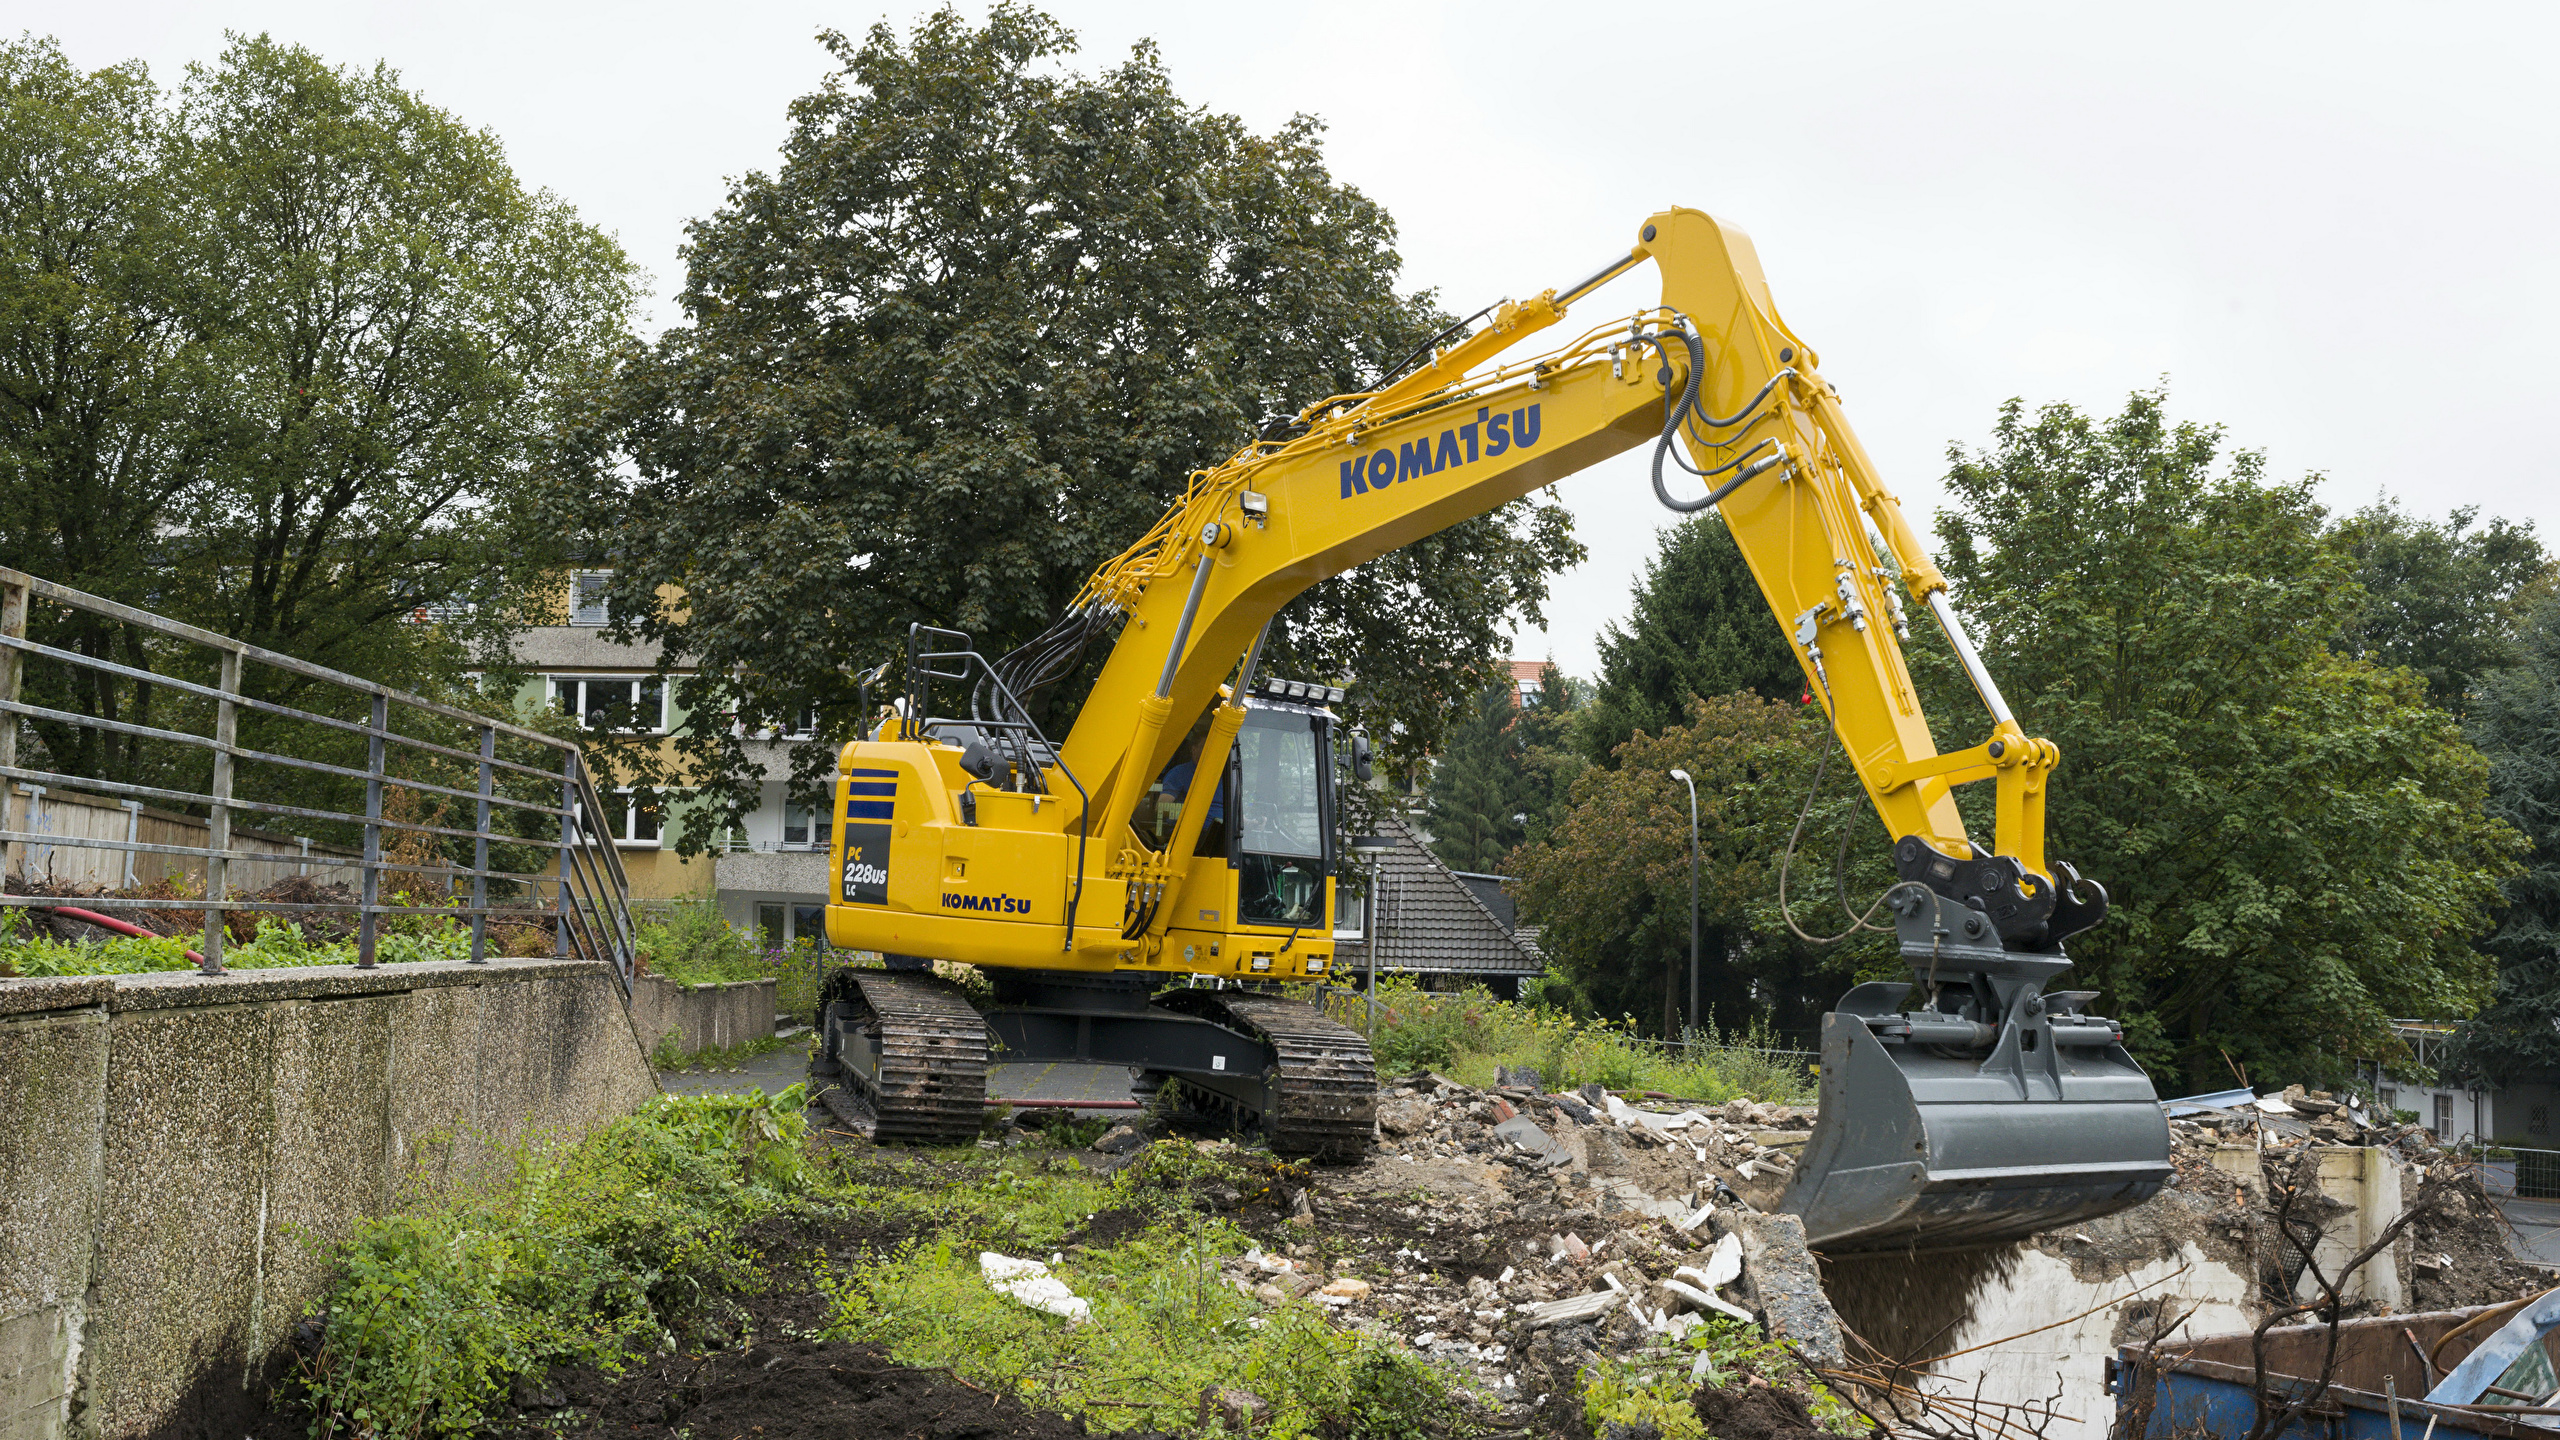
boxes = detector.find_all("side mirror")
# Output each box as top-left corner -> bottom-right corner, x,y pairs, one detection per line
958,738 -> 999,783
1351,731 -> 1374,784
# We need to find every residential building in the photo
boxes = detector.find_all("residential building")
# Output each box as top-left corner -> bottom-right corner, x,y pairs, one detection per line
505,569 -> 833,945
1334,809 -> 1543,996
2355,1022 -> 2496,1145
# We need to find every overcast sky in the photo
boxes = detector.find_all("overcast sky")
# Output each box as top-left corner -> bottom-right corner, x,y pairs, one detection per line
36,1 -> 2560,676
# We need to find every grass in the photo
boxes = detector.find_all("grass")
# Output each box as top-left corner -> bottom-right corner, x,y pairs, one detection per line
289,1092 -> 1472,1440
819,1143 -> 1471,1437
1330,976 -> 1817,1106
648,1030 -> 796,1073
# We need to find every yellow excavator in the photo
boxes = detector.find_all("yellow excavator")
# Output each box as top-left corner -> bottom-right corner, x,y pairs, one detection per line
813,206 -> 2171,1254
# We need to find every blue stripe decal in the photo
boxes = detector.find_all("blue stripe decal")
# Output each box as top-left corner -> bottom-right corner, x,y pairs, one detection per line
847,781 -> 897,796
847,800 -> 896,819
848,767 -> 899,777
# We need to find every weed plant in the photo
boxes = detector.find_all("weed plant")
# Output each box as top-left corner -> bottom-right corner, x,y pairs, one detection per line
1580,1319 -> 1858,1438
0,910 -> 472,977
1330,976 -> 1815,1105
648,1030 -> 795,1073
293,1086 -> 818,1440
632,899 -> 825,1022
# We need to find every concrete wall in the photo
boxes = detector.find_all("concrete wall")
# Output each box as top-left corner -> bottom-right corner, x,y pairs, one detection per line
1904,1143 -> 2413,1440
712,849 -> 830,904
0,960 -> 656,1440
626,973 -> 775,1058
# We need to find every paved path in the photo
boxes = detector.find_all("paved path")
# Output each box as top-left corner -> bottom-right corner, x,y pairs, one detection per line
655,1031 -> 1135,1118
655,1039 -> 810,1098
2498,1197 -> 2560,1267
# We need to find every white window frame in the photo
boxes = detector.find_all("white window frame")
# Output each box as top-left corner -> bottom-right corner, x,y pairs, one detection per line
1333,876 -> 1367,941
741,705 -> 821,742
781,799 -> 833,851
569,571 -> 613,627
577,787 -> 666,849
549,675 -> 668,734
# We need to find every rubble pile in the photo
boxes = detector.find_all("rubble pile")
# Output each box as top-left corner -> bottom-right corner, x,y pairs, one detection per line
1118,1069 -> 1851,1430
1061,1070 -> 2547,1436
2164,1084 -> 2547,1310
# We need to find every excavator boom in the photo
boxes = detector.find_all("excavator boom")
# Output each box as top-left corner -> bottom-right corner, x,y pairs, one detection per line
815,208 -> 2170,1249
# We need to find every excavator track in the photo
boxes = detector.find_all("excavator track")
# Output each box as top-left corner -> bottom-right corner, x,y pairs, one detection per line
814,969 -> 988,1145
1150,990 -> 1377,1158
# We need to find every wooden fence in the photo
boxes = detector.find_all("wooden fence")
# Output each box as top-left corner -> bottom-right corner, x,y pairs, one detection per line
6,783 -> 361,893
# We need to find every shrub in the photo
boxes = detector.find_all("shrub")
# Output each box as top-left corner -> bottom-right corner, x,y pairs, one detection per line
294,1086 -> 816,1439
633,897 -> 765,985
1334,976 -> 1815,1105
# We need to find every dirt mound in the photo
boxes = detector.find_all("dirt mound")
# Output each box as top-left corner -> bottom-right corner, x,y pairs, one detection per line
1692,1381 -> 1828,1440
234,876 -> 360,942
2406,1161 -> 2550,1310
527,1336 -> 1124,1440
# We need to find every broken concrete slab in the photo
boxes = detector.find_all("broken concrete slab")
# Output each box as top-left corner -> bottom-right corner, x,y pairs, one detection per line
1714,1209 -> 1843,1365
1492,1114 -> 1569,1165
1089,1123 -> 1147,1155
1523,1289 -> 1624,1328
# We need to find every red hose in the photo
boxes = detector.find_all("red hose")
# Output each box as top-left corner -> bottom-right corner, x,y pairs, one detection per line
33,904 -> 207,966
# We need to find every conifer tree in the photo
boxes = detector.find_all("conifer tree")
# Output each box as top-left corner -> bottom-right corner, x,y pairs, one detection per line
1581,513 -> 1801,764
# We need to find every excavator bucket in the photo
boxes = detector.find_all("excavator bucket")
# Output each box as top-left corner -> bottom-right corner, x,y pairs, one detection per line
1779,890 -> 2172,1254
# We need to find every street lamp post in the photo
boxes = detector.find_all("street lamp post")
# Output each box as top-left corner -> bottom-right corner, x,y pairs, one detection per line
1350,833 -> 1394,1036
1668,768 -> 1699,1039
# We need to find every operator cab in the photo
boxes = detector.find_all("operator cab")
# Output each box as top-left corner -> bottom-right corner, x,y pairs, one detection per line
1135,678 -> 1351,932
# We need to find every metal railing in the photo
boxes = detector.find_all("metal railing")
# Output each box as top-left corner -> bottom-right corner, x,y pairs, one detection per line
0,567 -> 636,985
2444,1143 -> 2560,1201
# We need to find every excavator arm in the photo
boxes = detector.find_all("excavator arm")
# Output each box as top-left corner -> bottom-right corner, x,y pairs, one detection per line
1057,207 -> 2083,944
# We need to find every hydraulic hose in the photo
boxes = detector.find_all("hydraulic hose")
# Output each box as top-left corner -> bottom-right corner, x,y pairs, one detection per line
23,901 -> 207,965
1638,323 -> 1796,513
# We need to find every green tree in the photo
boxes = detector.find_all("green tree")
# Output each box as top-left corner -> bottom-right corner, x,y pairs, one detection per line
553,7 -> 1579,847
2332,501 -> 2549,712
1513,662 -> 1589,846
1511,694 -> 1880,1041
1420,668 -> 1584,874
1931,392 -> 2520,1091
2441,590 -> 2560,1086
0,34 -> 632,789
1580,512 -> 1801,764
1424,685 -> 1531,874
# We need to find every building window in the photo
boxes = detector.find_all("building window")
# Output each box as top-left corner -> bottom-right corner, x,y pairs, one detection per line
2435,1093 -> 2454,1141
783,802 -> 832,850
794,904 -> 827,950
1333,877 -> 1364,940
754,901 -> 828,950
580,788 -> 662,848
569,571 -> 613,626
550,676 -> 666,733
